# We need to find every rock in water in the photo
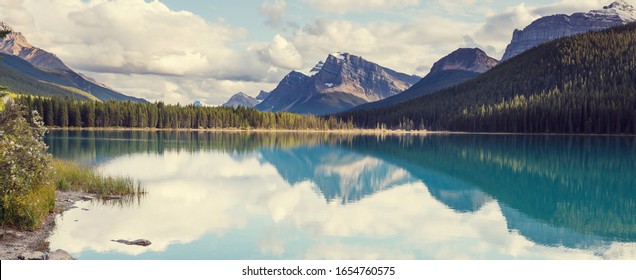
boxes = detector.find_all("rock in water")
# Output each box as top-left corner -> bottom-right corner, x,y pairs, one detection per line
47,249 -> 75,260
112,239 -> 152,247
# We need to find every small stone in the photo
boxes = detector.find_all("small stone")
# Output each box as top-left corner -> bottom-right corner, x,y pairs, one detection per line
112,239 -> 151,247
81,195 -> 96,200
106,195 -> 122,200
47,249 -> 75,260
131,239 -> 151,246
19,251 -> 45,260
81,208 -> 90,211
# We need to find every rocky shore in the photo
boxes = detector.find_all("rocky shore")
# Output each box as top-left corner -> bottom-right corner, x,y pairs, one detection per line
0,191 -> 86,260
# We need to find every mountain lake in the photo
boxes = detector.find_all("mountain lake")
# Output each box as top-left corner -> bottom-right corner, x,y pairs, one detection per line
43,130 -> 636,260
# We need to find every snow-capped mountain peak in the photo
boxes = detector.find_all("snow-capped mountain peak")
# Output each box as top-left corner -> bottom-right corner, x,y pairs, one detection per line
329,52 -> 346,60
502,1 -> 636,60
0,22 -> 14,32
604,0 -> 634,11
599,0 -> 636,21
255,52 -> 420,115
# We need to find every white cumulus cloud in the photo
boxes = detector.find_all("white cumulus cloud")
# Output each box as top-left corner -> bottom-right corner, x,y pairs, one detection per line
1,0 -> 634,105
257,34 -> 303,70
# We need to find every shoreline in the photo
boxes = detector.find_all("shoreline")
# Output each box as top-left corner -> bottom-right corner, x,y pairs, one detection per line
47,127 -> 437,135
0,191 -> 85,260
46,127 -> 636,137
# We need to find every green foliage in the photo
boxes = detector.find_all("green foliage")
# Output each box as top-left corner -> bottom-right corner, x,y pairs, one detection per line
0,98 -> 144,229
16,97 -> 355,130
0,88 -> 5,111
51,159 -> 143,197
343,23 -> 636,134
1,182 -> 55,230
0,99 -> 55,229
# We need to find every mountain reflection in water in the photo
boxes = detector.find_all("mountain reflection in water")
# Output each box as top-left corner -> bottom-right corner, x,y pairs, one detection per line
45,131 -> 636,259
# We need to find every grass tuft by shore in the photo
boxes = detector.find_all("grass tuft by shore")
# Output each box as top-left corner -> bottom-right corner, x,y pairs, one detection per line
1,159 -> 144,231
52,159 -> 145,197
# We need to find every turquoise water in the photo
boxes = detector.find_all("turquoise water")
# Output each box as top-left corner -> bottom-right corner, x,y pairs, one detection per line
44,131 -> 636,259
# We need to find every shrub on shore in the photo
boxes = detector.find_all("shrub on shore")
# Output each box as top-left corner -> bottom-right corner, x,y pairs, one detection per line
1,98 -> 144,230
1,182 -> 56,230
0,99 -> 55,230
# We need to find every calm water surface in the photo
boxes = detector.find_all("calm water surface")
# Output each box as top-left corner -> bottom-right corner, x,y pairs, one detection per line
44,131 -> 636,259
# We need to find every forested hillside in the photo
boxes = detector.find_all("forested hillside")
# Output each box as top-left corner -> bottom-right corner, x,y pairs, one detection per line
0,58 -> 98,101
341,23 -> 636,134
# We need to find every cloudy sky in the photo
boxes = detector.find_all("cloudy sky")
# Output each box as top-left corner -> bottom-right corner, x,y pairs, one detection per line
0,0 -> 632,105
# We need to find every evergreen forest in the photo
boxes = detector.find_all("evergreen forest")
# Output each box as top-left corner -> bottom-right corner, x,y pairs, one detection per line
340,23 -> 636,134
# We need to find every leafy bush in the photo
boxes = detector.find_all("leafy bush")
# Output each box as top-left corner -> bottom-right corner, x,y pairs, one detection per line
0,97 -> 143,229
0,98 -> 55,229
1,182 -> 55,230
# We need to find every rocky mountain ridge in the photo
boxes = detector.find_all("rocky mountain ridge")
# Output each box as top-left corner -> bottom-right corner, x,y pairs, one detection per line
429,48 -> 499,74
255,53 -> 420,115
0,22 -> 71,71
502,0 -> 636,60
352,48 -> 498,111
0,22 -> 144,102
222,92 -> 260,108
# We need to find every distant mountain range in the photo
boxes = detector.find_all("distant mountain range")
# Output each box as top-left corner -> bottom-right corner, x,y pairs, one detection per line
222,90 -> 270,108
222,92 -> 259,108
341,22 -> 636,134
254,53 -> 420,115
247,1 -> 636,117
354,48 -> 498,111
502,0 -> 636,60
355,1 -> 636,113
0,22 -> 144,102
0,23 -> 69,71
3,1 -> 636,134
245,48 -> 497,115
255,90 -> 270,101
